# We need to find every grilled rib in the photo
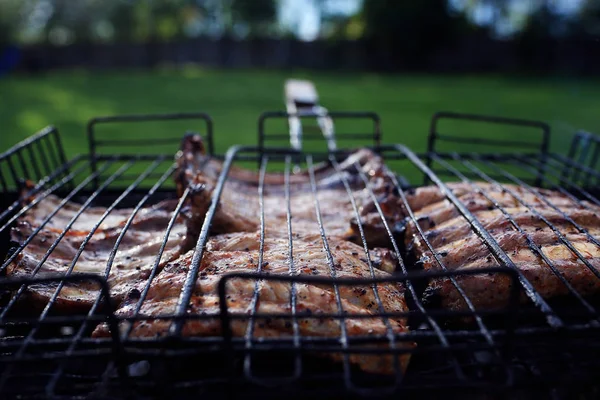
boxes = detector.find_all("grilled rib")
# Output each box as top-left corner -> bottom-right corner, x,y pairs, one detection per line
175,134 -> 404,249
93,231 -> 413,375
6,195 -> 186,311
403,183 -> 600,312
407,186 -> 576,231
420,207 -> 600,248
410,207 -> 600,257
404,182 -> 576,213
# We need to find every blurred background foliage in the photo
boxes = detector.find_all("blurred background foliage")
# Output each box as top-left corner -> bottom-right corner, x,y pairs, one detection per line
0,0 -> 598,46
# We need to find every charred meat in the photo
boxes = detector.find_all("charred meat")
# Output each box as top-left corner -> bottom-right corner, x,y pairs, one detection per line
403,182 -> 600,312
6,195 -> 186,312
175,134 -> 405,249
93,231 -> 413,375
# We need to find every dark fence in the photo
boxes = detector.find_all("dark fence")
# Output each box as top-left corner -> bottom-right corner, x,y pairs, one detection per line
13,36 -> 600,75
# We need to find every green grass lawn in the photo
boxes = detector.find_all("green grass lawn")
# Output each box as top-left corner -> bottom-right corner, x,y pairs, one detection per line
1,68 -> 599,161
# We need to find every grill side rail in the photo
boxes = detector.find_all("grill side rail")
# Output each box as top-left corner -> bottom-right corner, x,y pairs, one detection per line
0,126 -> 71,197
87,112 -> 214,190
427,112 -> 551,186
0,126 -> 77,265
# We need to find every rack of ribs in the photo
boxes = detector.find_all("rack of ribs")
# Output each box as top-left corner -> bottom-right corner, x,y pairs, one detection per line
174,134 -> 405,249
403,182 -> 600,312
6,195 -> 187,312
93,231 -> 413,375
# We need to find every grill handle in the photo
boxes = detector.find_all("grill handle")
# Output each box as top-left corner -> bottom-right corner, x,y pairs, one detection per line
284,79 -> 337,152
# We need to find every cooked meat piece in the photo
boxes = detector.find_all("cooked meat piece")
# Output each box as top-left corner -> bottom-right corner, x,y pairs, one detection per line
6,195 -> 186,312
208,229 -> 398,274
403,182 -> 576,213
93,232 -> 413,375
174,134 -> 404,249
15,195 -> 138,236
429,239 -> 600,311
410,207 -> 600,256
403,183 -> 600,312
406,186 -> 576,232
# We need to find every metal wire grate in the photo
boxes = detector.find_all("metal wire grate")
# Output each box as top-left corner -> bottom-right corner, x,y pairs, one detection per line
0,112 -> 599,398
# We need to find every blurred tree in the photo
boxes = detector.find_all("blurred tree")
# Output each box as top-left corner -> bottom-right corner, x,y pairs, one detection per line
152,0 -> 188,40
0,0 -> 25,45
230,0 -> 277,38
574,0 -> 600,37
459,0 -> 594,40
42,0 -> 114,44
318,0 -> 364,40
42,0 -> 73,44
518,1 -> 572,40
1,0 -> 595,46
360,0 -> 472,68
109,1 -> 136,42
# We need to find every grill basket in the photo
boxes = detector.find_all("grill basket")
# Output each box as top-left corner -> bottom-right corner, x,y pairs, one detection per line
0,111 -> 599,399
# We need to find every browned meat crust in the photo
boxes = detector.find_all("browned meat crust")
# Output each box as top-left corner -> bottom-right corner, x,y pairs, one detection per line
403,182 -> 576,213
404,183 -> 600,312
7,195 -> 186,312
175,134 -> 405,249
406,184 -> 576,232
7,139 -> 414,375
93,232 -> 413,375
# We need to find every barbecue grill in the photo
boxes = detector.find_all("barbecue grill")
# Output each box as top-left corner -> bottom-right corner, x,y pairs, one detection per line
1,81 -> 600,399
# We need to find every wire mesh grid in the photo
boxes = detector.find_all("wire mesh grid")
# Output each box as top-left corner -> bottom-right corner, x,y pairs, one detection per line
0,114 -> 600,399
